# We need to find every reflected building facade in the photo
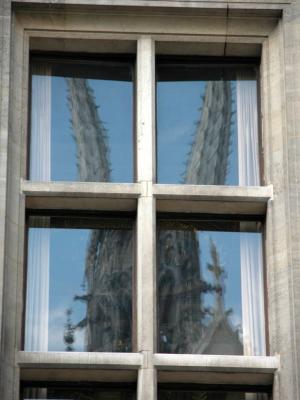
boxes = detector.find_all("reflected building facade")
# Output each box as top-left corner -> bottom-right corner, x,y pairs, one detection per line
67,78 -> 133,352
67,76 -> 242,355
158,390 -> 252,400
158,80 -> 242,354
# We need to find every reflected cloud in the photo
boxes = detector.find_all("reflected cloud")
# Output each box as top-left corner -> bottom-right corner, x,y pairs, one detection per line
48,306 -> 85,351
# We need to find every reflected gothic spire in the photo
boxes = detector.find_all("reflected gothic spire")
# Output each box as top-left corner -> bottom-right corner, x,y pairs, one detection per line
67,75 -> 240,356
184,81 -> 232,185
207,239 -> 226,317
158,79 -> 238,354
66,78 -> 111,182
67,77 -> 132,352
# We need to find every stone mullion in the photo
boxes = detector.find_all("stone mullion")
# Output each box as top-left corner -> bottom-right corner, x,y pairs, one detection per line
261,20 -> 299,400
136,36 -> 157,400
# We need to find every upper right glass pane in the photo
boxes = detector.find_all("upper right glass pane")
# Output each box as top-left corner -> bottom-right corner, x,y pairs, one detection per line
156,62 -> 260,186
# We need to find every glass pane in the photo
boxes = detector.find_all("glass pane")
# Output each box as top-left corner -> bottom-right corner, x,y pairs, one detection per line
156,63 -> 259,186
157,219 -> 265,355
25,215 -> 133,352
30,58 -> 134,183
158,389 -> 268,400
23,386 -> 136,399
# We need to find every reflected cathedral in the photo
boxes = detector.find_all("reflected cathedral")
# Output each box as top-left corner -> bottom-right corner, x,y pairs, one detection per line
65,76 -> 243,398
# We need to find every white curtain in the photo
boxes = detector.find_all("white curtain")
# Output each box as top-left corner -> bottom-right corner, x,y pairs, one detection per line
237,70 -> 266,357
25,64 -> 51,351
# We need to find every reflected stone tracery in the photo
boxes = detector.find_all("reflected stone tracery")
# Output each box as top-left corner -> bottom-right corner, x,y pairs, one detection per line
23,386 -> 136,400
65,75 -> 242,358
65,77 -> 133,352
66,78 -> 111,183
184,80 -> 232,185
157,390 -> 266,400
157,79 -> 242,355
25,61 -> 265,400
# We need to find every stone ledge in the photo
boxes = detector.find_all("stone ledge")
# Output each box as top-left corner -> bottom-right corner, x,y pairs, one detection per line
155,184 -> 272,215
21,180 -> 141,198
12,0 -> 289,18
154,354 -> 279,386
18,351 -> 143,369
154,184 -> 273,202
153,353 -> 279,373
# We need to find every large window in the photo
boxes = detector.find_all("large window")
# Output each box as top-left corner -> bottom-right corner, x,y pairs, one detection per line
25,55 -> 266,356
21,40 -> 271,400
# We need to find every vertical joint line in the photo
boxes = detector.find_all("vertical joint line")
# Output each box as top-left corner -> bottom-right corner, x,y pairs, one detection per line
224,3 -> 229,56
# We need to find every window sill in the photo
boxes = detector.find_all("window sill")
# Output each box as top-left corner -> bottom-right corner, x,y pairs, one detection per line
154,353 -> 279,386
21,180 -> 140,211
21,180 -> 273,214
18,351 -> 142,382
18,351 -> 279,386
154,183 -> 273,215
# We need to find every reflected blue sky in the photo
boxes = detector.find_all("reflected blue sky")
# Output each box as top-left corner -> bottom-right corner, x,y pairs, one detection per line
158,225 -> 262,353
48,228 -> 89,351
199,231 -> 242,331
51,77 -> 133,183
27,225 -> 262,353
31,64 -> 133,183
27,225 -> 133,352
157,80 -> 238,185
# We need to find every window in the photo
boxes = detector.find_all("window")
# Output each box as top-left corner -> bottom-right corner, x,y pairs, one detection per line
157,217 -> 265,356
17,24 -> 274,400
29,56 -> 134,183
24,51 -> 267,361
22,384 -> 136,399
156,60 -> 260,186
24,213 -> 134,352
157,385 -> 269,400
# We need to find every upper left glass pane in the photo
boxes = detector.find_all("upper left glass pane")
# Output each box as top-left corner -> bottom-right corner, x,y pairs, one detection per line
29,57 -> 134,183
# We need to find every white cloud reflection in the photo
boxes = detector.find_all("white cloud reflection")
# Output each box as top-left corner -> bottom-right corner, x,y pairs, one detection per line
48,307 -> 85,352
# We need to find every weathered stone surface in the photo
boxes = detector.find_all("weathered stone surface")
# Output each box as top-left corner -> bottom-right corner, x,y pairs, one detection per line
0,1 -> 300,400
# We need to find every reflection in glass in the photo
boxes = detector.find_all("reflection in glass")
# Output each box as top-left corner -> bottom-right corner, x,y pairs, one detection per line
157,220 -> 265,355
23,386 -> 136,400
158,389 -> 268,400
157,63 -> 259,186
25,215 -> 133,352
30,58 -> 134,183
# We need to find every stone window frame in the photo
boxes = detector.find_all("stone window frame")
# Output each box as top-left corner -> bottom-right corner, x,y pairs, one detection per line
2,2 -> 288,399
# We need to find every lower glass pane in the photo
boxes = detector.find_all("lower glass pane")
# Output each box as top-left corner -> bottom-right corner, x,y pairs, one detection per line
158,389 -> 268,400
23,386 -> 136,399
157,219 -> 265,355
24,215 -> 133,352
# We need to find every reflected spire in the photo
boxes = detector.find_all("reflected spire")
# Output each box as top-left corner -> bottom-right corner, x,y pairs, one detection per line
66,78 -> 111,182
67,78 -> 132,352
184,81 -> 232,185
158,79 -> 234,353
67,73 -> 239,357
207,239 -> 226,318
